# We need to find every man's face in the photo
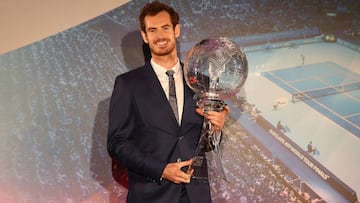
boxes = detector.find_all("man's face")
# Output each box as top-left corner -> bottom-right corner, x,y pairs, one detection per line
141,11 -> 180,57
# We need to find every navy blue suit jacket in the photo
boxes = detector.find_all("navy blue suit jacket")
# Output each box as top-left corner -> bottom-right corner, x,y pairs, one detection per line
107,62 -> 211,203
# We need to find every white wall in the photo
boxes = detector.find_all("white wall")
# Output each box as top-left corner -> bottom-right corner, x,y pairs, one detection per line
0,0 -> 130,55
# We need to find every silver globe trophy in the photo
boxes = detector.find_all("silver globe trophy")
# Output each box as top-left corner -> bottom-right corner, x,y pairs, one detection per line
184,37 -> 248,181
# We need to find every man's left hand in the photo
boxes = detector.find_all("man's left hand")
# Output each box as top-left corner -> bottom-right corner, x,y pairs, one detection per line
196,105 -> 230,132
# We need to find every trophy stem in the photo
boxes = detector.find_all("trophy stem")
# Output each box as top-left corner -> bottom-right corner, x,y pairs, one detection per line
190,98 -> 229,181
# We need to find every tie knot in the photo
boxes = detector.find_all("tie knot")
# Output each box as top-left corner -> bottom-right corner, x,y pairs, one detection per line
166,70 -> 175,77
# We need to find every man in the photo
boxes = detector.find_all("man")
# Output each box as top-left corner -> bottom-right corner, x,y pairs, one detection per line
107,1 -> 229,202
276,120 -> 286,132
307,141 -> 315,155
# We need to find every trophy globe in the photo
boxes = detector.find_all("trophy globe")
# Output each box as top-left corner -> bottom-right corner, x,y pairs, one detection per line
184,37 -> 248,181
184,37 -> 248,113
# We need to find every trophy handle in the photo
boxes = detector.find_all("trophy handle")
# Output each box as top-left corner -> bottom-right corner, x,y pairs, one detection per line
207,122 -> 229,182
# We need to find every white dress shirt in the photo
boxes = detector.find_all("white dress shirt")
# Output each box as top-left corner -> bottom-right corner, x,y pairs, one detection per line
151,58 -> 184,124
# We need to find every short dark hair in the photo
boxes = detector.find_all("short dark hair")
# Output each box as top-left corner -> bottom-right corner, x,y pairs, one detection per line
139,1 -> 179,32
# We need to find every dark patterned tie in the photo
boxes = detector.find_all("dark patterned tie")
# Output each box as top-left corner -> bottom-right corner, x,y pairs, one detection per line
166,70 -> 179,122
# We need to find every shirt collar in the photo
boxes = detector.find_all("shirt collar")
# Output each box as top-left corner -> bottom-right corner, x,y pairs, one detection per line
151,58 -> 181,77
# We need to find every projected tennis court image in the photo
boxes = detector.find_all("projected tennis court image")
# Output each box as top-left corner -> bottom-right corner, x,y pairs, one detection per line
263,61 -> 360,137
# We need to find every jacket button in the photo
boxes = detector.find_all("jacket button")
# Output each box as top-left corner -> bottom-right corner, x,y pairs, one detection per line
179,136 -> 184,140
177,158 -> 181,162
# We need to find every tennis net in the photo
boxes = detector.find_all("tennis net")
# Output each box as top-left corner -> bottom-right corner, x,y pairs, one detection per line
292,81 -> 360,103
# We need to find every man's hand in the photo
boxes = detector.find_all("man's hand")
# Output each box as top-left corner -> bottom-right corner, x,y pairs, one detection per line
161,159 -> 194,184
196,105 -> 230,132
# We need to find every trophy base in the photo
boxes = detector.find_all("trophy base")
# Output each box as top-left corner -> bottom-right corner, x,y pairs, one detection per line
190,155 -> 209,181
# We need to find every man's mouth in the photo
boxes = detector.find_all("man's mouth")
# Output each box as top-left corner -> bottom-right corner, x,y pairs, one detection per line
155,39 -> 168,46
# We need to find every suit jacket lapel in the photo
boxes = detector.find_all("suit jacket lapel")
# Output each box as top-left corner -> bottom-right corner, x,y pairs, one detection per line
143,63 -> 180,129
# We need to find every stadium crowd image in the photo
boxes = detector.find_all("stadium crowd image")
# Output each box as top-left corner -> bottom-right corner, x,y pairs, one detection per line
0,0 -> 359,202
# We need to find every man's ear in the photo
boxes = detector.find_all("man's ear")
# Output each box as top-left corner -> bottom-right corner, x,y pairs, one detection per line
174,24 -> 180,38
141,31 -> 149,44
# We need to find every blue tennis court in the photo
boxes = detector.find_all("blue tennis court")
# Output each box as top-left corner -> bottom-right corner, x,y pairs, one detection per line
262,61 -> 360,138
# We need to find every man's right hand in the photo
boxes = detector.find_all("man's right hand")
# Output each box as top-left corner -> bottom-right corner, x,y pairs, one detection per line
161,159 -> 194,184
